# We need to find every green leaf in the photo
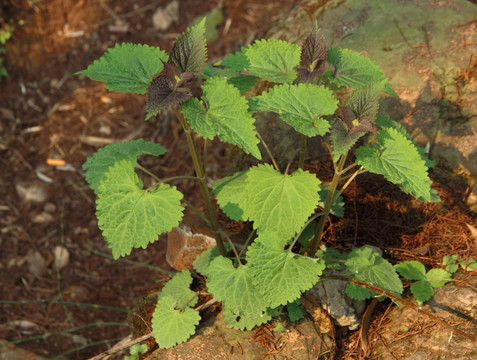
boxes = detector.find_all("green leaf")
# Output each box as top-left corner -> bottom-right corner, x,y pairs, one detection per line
394,261 -> 427,281
215,47 -> 249,71
169,18 -> 207,77
246,242 -> 326,308
426,268 -> 452,288
245,39 -> 300,83
203,65 -> 257,93
459,258 -> 477,271
193,245 -> 225,276
327,47 -> 395,95
375,114 -> 435,168
346,282 -> 377,300
346,247 -> 403,296
249,83 -> 338,136
83,139 -> 167,194
151,295 -> 200,348
77,43 -> 168,94
96,160 -> 184,259
410,280 -> 433,304
445,264 -> 459,274
442,254 -> 459,265
159,270 -> 198,308
287,300 -> 306,322
355,127 -> 433,202
212,170 -> 249,221
222,307 -> 272,330
206,257 -> 268,317
243,165 -> 320,241
182,77 -> 261,159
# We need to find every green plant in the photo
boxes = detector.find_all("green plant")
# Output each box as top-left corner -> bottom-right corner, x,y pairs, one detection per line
77,20 -> 440,348
442,254 -> 477,273
124,343 -> 148,360
0,20 -> 21,80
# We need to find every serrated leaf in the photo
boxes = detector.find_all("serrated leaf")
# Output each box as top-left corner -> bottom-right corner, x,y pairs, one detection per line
355,127 -> 433,202
206,257 -> 268,317
182,77 -> 261,159
394,261 -> 427,281
346,247 -> 403,296
159,270 -> 197,308
410,280 -> 433,304
249,83 -> 337,136
246,242 -> 326,308
245,39 -> 300,83
193,245 -> 223,276
222,307 -> 271,330
83,139 -> 167,194
145,75 -> 192,120
212,170 -> 249,221
169,18 -> 207,77
459,258 -> 477,271
445,264 -> 459,274
203,65 -> 257,93
151,295 -> 200,348
327,47 -> 395,96
330,118 -> 366,162
346,81 -> 385,122
346,282 -> 377,300
243,165 -> 320,241
287,300 -> 306,322
96,160 -> 184,259
296,25 -> 327,82
375,114 -> 435,168
426,268 -> 452,288
77,43 -> 168,94
215,47 -> 249,71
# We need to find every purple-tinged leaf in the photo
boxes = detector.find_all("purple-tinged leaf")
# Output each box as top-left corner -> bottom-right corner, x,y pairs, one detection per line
295,26 -> 327,82
169,18 -> 207,77
146,76 -> 192,120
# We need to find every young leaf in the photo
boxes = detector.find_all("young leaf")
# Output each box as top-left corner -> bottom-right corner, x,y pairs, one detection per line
355,127 -> 433,202
96,160 -> 184,259
182,77 -> 261,159
426,268 -> 452,288
246,242 -> 326,308
245,39 -> 300,83
206,257 -> 268,317
409,280 -> 433,304
346,247 -> 403,297
168,18 -> 207,77
83,139 -> 167,194
346,81 -> 385,122
76,43 -> 168,94
327,47 -> 395,96
145,75 -> 192,120
249,83 -> 338,137
151,295 -> 200,349
330,118 -> 366,163
287,300 -> 306,322
222,307 -> 272,330
394,261 -> 427,281
296,25 -> 327,82
159,270 -> 198,308
242,165 -> 320,241
212,170 -> 249,221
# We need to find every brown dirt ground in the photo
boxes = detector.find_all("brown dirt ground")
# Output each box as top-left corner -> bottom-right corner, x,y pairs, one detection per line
0,1 -> 476,359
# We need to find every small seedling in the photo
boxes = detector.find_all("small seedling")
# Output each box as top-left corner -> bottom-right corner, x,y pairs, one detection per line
77,20 -> 440,348
124,343 -> 148,360
443,254 -> 477,273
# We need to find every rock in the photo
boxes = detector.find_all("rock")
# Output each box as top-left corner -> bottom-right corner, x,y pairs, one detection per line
0,339 -> 46,360
53,246 -> 70,270
152,0 -> 179,31
166,219 -> 216,271
26,250 -> 46,277
372,284 -> 477,359
31,212 -> 55,224
15,182 -> 48,203
304,271 -> 365,330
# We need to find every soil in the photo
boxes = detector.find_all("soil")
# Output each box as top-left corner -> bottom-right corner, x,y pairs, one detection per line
0,1 -> 476,359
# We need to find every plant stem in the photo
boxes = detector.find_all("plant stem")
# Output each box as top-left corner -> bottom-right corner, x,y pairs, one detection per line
309,154 -> 347,256
256,130 -> 279,171
298,134 -> 307,170
172,107 -> 226,257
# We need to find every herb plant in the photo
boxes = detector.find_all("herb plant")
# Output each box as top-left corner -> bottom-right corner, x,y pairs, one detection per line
77,20 -> 441,348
